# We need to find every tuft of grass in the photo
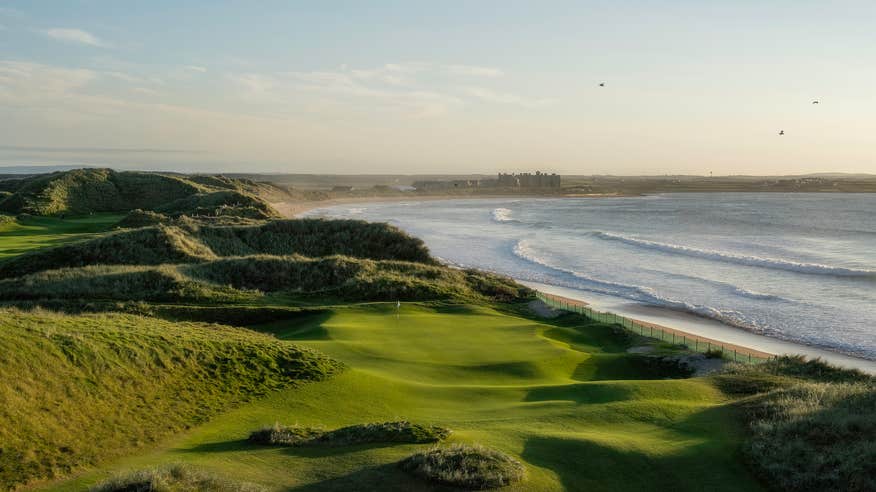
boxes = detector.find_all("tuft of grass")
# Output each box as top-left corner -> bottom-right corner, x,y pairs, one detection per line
399,443 -> 526,490
249,421 -> 451,447
741,382 -> 876,492
90,464 -> 266,492
712,355 -> 872,396
0,309 -> 341,490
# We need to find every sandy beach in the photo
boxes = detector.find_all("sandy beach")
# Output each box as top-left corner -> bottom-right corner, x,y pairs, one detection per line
270,193 -> 629,218
525,281 -> 876,374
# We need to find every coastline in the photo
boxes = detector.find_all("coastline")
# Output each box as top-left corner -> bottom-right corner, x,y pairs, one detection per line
278,195 -> 876,375
270,192 -> 631,218
524,281 -> 876,374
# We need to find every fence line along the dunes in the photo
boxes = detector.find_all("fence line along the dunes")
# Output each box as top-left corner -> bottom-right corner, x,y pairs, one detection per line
536,292 -> 775,364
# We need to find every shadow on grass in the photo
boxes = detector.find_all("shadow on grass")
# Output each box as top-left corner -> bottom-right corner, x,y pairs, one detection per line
284,462 -> 455,492
249,310 -> 334,340
524,381 -> 635,405
178,439 -> 252,453
280,442 -> 406,458
522,435 -> 755,492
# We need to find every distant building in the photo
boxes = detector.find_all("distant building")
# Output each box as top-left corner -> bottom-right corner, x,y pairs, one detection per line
497,171 -> 561,188
413,172 -> 561,191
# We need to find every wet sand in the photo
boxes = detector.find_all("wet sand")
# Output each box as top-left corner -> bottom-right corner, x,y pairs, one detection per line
271,193 -> 628,218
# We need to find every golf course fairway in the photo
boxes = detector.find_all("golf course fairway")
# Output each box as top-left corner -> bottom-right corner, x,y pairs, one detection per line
46,303 -> 763,491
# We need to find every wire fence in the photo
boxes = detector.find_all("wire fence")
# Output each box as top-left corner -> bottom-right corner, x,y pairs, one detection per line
536,292 -> 775,364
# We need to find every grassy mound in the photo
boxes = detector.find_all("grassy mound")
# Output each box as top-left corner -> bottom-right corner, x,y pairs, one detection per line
714,356 -> 875,491
400,443 -> 526,490
0,168 -> 282,219
712,355 -> 872,396
743,382 -> 875,492
0,264 -> 256,303
0,168 -> 203,216
91,464 -> 265,492
0,225 -> 216,279
0,309 -> 340,489
0,218 -> 436,278
249,421 -> 451,447
196,219 -> 435,264
156,190 -> 279,219
0,255 -> 528,304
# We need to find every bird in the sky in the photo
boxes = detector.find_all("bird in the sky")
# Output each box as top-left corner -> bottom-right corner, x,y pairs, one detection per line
812,100 -> 819,104
599,82 -> 605,87
779,130 -> 785,135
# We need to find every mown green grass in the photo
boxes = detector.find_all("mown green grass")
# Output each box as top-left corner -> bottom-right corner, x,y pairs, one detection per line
0,309 -> 340,490
0,214 -> 123,260
49,303 -> 763,492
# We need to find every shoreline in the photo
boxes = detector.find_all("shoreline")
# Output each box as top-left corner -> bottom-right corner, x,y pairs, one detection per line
270,192 -> 631,218
277,194 -> 876,375
523,281 -> 876,374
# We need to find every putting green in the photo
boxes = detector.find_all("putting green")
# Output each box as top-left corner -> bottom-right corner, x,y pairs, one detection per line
48,303 -> 762,491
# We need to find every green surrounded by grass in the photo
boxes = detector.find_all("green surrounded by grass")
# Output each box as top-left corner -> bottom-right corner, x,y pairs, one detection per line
42,303 -> 764,492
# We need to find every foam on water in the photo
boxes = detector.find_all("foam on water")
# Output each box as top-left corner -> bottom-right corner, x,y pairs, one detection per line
590,231 -> 876,277
307,193 -> 876,360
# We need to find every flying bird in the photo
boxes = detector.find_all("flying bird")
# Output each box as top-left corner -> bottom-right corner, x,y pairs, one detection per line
779,130 -> 785,135
599,82 -> 605,87
812,100 -> 819,104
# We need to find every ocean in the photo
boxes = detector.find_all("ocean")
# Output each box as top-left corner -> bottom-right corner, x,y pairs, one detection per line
302,193 -> 876,362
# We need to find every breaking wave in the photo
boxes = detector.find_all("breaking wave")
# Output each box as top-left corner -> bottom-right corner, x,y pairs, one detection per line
590,231 -> 876,278
512,240 -> 763,332
491,208 -> 515,223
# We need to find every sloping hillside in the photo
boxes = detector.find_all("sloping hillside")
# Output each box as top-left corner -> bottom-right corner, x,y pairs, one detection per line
0,255 -> 527,304
0,219 -> 434,278
0,168 -> 284,219
0,309 -> 341,490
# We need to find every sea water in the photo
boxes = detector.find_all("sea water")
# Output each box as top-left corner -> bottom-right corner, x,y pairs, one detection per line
303,193 -> 876,361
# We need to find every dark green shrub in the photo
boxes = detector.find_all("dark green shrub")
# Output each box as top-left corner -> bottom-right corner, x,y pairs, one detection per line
249,421 -> 451,447
400,443 -> 526,489
90,464 -> 265,492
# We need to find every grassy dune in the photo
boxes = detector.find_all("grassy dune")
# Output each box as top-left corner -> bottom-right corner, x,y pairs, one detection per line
49,303 -> 762,491
0,218 -> 434,279
0,309 -> 340,490
0,168 -> 285,219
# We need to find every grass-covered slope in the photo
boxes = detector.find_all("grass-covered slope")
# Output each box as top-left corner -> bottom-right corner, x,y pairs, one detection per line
0,309 -> 340,490
0,218 -> 435,279
0,255 -> 527,304
714,357 -> 875,492
0,225 -> 216,278
0,168 -> 283,219
51,303 -> 762,492
0,168 -> 203,215
195,219 -> 434,263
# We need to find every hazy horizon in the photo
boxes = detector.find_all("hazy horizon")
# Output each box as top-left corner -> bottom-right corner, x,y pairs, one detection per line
2,1 -> 875,175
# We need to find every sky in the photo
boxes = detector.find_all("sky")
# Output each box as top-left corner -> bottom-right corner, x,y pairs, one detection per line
1,1 -> 875,175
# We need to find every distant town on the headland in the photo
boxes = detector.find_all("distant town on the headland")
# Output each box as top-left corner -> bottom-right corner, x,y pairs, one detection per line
413,171 -> 561,191
2,166 -> 876,196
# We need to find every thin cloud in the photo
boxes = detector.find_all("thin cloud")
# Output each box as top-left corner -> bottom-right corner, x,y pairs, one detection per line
44,28 -> 107,47
464,87 -> 554,108
132,87 -> 158,96
445,64 -> 504,77
184,65 -> 207,73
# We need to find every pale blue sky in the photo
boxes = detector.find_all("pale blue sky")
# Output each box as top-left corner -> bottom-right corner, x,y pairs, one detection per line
1,1 -> 875,174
